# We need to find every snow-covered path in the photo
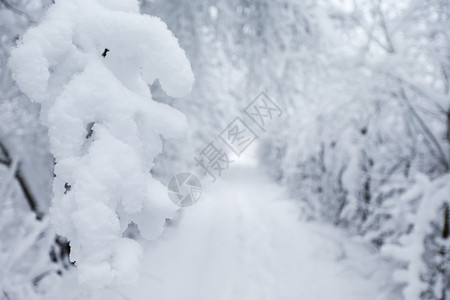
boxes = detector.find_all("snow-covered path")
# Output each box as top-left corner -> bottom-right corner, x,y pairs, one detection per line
120,165 -> 398,300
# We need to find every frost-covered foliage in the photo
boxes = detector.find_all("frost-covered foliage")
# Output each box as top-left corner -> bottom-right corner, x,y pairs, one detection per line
146,0 -> 449,299
141,0 -> 246,182
251,1 -> 450,298
1,0 -> 66,298
383,174 -> 450,300
0,208 -> 58,299
2,0 -> 449,298
1,0 -> 53,215
9,0 -> 194,289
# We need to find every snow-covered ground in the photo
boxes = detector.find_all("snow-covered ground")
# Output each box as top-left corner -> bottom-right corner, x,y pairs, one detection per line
54,164 -> 400,300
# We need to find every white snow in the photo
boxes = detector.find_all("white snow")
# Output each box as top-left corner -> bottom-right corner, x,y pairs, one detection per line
382,173 -> 450,300
9,0 -> 194,289
54,165 -> 399,299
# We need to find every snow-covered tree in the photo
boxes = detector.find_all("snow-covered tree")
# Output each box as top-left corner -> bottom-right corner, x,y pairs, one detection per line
382,174 -> 449,300
3,0 -> 448,297
9,0 -> 194,289
141,0 -> 246,183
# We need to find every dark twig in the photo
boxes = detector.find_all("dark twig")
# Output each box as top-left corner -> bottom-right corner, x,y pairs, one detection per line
0,140 -> 42,219
399,88 -> 450,172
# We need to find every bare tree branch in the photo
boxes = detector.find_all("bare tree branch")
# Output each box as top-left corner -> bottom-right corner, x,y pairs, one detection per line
376,2 -> 395,53
399,88 -> 450,171
0,140 -> 42,219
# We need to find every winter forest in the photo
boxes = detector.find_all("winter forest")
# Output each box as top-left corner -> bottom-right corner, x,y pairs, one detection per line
0,0 -> 449,299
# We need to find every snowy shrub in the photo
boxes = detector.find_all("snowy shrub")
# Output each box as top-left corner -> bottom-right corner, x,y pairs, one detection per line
382,174 -> 450,300
9,0 -> 194,289
0,208 -> 57,299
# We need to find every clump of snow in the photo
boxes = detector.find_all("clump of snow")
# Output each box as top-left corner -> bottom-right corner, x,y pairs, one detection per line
382,173 -> 450,300
9,0 -> 194,289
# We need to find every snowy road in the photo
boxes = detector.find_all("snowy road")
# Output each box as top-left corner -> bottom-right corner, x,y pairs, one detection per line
116,166 -> 399,300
